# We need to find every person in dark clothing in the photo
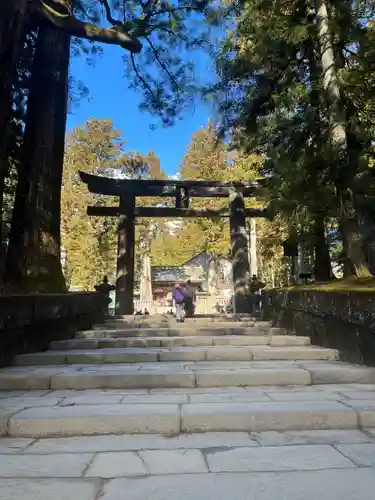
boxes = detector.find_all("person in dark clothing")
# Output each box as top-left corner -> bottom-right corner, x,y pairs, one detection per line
249,274 -> 265,314
172,284 -> 186,322
95,276 -> 115,315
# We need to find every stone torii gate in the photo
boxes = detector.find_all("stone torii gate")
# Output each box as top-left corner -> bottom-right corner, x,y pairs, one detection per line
79,172 -> 267,315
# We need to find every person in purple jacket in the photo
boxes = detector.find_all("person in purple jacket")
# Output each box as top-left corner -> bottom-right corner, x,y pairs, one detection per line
172,283 -> 186,322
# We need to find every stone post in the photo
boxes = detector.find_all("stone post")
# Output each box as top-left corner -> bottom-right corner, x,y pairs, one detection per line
248,218 -> 258,277
115,196 -> 135,315
229,190 -> 251,314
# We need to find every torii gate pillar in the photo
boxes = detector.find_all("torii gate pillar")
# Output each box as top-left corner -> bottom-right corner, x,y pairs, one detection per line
115,196 -> 135,315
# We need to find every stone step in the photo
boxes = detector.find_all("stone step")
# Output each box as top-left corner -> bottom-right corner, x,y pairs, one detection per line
3,427 -> 374,454
78,326 -> 287,338
3,399 -> 361,437
115,314 -> 257,321
95,320 -> 270,330
2,361 -> 375,390
49,335 -> 311,350
107,316 -> 261,327
14,346 -> 338,366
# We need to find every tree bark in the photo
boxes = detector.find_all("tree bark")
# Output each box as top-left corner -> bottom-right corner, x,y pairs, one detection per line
39,0 -> 142,53
0,0 -> 28,278
314,0 -> 371,277
313,215 -> 333,281
6,20 -> 69,292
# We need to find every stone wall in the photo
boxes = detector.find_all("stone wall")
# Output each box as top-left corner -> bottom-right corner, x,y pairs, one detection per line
0,292 -> 104,366
262,289 -> 375,366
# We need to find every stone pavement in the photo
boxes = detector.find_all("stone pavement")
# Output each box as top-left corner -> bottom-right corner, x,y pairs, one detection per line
1,314 -> 375,499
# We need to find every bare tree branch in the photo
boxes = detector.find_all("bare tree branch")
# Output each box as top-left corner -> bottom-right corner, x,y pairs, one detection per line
145,36 -> 181,91
130,52 -> 156,99
151,25 -> 190,43
99,0 -> 123,27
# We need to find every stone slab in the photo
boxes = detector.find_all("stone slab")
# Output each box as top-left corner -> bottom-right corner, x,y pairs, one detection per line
48,389 -> 149,398
0,452 -> 93,477
50,372 -> 195,390
206,444 -> 355,472
51,338 -> 164,349
159,349 -> 206,362
336,443 -> 375,467
188,392 -> 271,403
26,432 -> 258,454
0,374 -> 51,391
15,350 -> 161,366
270,336 -> 310,346
253,429 -> 372,446
60,395 -> 124,405
150,387 -> 247,394
363,428 -> 375,439
195,368 -> 311,387
8,404 -> 180,437
0,438 -> 35,453
181,401 -> 358,432
265,390 -> 342,401
140,449 -> 208,474
101,469 -> 375,500
213,336 -> 268,346
205,348 -> 253,361
251,347 -> 338,361
193,361 -> 300,371
14,353 -> 71,366
0,391 -> 26,398
85,451 -> 148,477
0,397 -> 62,410
0,479 -> 98,500
1,408 -> 23,436
339,400 -> 375,427
339,390 -> 375,400
50,339 -> 99,350
120,394 -> 188,404
161,337 -> 215,347
308,365 -> 375,384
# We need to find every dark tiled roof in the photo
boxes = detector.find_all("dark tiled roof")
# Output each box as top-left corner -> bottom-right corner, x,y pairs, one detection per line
151,266 -> 203,282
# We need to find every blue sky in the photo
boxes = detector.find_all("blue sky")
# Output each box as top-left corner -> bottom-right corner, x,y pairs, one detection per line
67,44 -> 217,177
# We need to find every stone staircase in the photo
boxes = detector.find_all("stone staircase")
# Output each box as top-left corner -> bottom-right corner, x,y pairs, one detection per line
1,315 -> 375,499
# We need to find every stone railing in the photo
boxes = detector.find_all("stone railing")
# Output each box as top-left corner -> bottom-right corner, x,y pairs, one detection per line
0,292 -> 104,367
262,289 -> 375,366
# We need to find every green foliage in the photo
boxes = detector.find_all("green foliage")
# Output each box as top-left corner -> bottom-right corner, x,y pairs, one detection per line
216,0 -> 375,278
61,118 -> 146,290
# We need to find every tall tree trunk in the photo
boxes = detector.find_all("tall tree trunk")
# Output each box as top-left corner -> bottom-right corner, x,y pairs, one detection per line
332,0 -> 375,272
313,214 -> 333,281
0,0 -> 28,281
6,20 -> 69,292
315,0 -> 371,277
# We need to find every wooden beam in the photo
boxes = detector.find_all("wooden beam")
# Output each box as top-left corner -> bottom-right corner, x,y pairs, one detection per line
87,206 -> 268,218
79,171 -> 265,197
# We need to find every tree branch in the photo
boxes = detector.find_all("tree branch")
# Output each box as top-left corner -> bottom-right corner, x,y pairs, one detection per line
152,25 -> 190,43
130,52 -> 156,100
98,0 -> 122,27
145,37 -> 181,90
39,2 -> 142,53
